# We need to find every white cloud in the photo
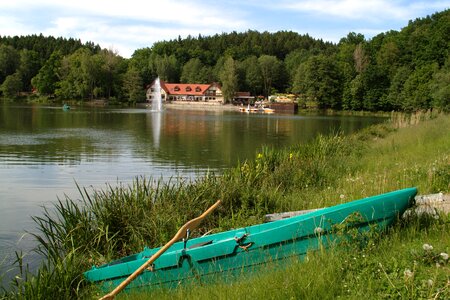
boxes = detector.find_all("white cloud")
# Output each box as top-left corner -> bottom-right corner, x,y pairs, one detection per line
0,16 -> 34,36
265,0 -> 449,22
3,0 -> 246,30
280,0 -> 404,20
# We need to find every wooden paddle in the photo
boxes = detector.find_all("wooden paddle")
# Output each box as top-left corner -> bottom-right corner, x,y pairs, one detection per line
99,200 -> 221,300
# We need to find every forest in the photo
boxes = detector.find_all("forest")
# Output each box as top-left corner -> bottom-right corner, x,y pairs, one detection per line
0,9 -> 449,112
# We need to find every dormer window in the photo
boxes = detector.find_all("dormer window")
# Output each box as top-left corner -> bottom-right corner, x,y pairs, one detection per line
186,86 -> 192,92
174,86 -> 180,91
195,86 -> 201,92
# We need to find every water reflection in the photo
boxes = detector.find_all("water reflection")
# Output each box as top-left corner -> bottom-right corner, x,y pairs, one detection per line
148,111 -> 162,149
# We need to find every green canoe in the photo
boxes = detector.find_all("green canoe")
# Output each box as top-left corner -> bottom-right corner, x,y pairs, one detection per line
84,187 -> 417,292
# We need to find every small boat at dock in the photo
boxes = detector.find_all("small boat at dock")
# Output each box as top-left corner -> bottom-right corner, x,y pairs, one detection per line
262,107 -> 274,114
238,104 -> 274,114
84,188 -> 417,293
238,104 -> 259,113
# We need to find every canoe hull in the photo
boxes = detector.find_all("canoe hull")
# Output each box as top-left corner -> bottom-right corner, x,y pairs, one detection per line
84,188 -> 417,291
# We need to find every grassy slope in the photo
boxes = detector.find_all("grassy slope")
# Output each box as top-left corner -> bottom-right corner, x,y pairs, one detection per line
124,115 -> 450,300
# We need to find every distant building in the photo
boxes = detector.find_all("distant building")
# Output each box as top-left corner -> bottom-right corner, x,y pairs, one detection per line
146,80 -> 223,103
233,92 -> 255,105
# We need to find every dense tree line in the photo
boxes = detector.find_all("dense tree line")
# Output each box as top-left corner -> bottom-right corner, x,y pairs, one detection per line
1,10 -> 449,111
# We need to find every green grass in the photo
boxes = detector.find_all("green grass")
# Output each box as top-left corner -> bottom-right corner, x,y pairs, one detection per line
1,112 -> 449,299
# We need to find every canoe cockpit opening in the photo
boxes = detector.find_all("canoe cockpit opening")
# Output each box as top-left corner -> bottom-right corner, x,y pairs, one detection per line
188,240 -> 213,249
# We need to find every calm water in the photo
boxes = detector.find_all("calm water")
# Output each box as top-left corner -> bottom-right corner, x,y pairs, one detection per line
0,103 -> 385,279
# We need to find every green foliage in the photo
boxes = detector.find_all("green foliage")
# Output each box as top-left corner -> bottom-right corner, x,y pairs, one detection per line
96,49 -> 126,99
0,34 -> 100,61
401,63 -> 439,111
0,72 -> 22,97
123,66 -> 145,103
219,57 -> 238,103
258,55 -> 284,98
0,44 -> 20,84
129,48 -> 155,84
238,56 -> 262,96
430,56 -> 450,111
17,49 -> 41,91
31,51 -> 62,95
180,58 -> 210,83
56,48 -> 92,99
154,54 -> 179,82
385,66 -> 412,110
293,54 -> 343,109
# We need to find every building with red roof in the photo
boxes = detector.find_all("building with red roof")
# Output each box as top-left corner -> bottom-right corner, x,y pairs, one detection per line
146,80 -> 223,104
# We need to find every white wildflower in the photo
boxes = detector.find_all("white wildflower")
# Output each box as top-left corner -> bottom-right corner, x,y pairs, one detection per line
404,269 -> 413,278
314,227 -> 323,234
440,252 -> 449,261
427,279 -> 434,287
423,243 -> 433,251
340,194 -> 345,199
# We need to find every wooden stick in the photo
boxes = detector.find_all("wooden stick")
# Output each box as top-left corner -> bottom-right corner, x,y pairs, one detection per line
99,200 -> 221,300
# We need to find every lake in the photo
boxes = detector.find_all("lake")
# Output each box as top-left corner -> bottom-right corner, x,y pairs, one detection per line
0,103 -> 386,280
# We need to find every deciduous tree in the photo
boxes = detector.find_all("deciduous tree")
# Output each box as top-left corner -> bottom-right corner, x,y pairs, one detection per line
1,73 -> 22,97
258,55 -> 281,98
0,44 -> 19,84
122,66 -> 145,103
220,57 -> 238,103
31,50 -> 62,95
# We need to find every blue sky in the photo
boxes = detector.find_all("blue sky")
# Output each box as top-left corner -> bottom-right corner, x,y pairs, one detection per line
1,0 -> 449,58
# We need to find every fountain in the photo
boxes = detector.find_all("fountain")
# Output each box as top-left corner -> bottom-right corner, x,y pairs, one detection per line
152,77 -> 163,112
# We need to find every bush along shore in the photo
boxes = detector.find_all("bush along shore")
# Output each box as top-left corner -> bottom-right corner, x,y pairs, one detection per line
1,112 -> 449,299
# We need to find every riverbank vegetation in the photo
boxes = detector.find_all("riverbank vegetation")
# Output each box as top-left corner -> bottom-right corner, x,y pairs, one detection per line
1,112 -> 448,299
1,9 -> 450,111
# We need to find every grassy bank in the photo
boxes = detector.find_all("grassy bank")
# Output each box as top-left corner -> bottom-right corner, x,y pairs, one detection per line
1,113 -> 449,299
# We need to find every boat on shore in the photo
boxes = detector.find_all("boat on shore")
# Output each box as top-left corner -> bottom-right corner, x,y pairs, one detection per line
84,188 -> 417,293
238,104 -> 259,113
262,107 -> 274,114
238,104 -> 274,114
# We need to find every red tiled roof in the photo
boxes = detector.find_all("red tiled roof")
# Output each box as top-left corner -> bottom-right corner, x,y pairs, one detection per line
160,81 -> 212,96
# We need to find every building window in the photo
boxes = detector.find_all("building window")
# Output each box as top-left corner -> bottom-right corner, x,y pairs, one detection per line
186,86 -> 192,92
174,86 -> 180,91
